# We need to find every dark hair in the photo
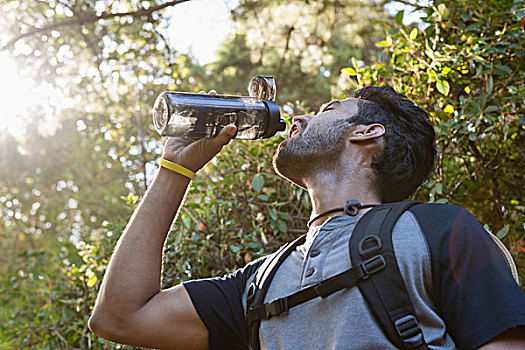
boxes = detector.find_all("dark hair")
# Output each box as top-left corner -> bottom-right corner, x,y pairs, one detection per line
350,86 -> 436,202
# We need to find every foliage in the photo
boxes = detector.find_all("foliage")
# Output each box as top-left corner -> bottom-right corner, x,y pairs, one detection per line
0,0 -> 195,347
342,0 -> 525,285
206,0 -> 386,107
1,0 -> 524,348
0,220 -> 130,349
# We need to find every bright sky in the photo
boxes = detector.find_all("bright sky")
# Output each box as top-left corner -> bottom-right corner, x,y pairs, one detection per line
166,0 -> 240,65
384,0 -> 430,25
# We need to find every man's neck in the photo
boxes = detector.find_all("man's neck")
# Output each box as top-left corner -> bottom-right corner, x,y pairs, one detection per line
304,169 -> 381,227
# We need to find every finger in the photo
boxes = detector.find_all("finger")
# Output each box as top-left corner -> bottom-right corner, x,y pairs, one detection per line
198,91 -> 206,95
209,90 -> 218,95
210,124 -> 237,149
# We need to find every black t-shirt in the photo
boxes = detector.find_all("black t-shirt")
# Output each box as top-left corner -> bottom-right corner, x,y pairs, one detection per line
184,204 -> 525,349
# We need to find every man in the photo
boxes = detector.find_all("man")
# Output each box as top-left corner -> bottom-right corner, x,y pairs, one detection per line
89,86 -> 525,349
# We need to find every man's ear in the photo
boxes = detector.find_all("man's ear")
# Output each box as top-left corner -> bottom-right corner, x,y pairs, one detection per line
348,123 -> 385,142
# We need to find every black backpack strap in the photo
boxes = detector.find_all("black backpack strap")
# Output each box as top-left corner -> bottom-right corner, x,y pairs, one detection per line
246,235 -> 306,350
349,201 -> 428,349
246,253 -> 387,323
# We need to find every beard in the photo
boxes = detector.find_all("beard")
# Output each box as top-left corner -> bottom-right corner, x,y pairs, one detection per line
273,119 -> 351,189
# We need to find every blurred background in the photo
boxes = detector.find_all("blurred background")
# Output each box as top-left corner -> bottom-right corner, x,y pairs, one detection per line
0,0 -> 523,348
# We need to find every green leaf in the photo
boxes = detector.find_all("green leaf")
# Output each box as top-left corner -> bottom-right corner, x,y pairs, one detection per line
485,76 -> 494,94
260,231 -> 268,245
341,67 -> 358,76
395,10 -> 404,26
410,28 -> 418,40
86,272 -> 97,288
378,51 -> 387,64
351,57 -> 359,69
484,105 -> 499,113
496,225 -> 509,239
376,40 -> 391,47
465,23 -> 478,32
252,174 -> 264,193
495,64 -> 512,75
437,3 -> 449,17
435,183 -> 443,195
278,212 -> 293,221
277,221 -> 287,234
441,67 -> 451,75
436,80 -> 450,96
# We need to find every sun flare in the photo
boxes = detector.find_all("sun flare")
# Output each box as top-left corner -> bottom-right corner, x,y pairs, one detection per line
0,53 -> 37,137
0,53 -> 72,138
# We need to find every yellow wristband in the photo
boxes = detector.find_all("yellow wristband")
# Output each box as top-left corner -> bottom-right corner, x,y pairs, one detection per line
160,159 -> 196,180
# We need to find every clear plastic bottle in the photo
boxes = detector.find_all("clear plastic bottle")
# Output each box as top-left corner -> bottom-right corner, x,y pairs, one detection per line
152,76 -> 285,140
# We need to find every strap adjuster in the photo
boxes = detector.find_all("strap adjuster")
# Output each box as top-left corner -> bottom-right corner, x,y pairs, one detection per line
358,235 -> 383,257
264,298 -> 289,319
395,315 -> 424,348
359,255 -> 386,279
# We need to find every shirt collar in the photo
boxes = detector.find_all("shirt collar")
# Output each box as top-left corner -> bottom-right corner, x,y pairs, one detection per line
307,213 -> 363,240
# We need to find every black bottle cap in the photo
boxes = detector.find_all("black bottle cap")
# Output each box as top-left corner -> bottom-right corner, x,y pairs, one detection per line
262,100 -> 285,138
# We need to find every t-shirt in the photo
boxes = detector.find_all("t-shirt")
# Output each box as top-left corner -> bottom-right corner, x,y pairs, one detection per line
183,203 -> 525,349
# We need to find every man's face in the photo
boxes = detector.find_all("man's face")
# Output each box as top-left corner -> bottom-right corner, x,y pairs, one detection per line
273,98 -> 359,188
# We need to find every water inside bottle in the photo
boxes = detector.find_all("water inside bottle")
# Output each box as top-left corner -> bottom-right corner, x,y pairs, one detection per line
165,96 -> 266,139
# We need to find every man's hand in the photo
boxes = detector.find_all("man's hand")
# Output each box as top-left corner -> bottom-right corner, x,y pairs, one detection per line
89,90 -> 233,350
162,90 -> 237,172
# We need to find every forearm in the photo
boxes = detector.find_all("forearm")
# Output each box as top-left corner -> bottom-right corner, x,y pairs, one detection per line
93,167 -> 190,319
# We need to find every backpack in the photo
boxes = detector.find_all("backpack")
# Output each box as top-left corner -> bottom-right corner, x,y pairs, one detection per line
244,201 -> 519,350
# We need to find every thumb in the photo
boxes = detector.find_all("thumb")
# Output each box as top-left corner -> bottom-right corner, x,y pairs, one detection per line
214,124 -> 237,146
201,124 -> 237,157
188,124 -> 238,171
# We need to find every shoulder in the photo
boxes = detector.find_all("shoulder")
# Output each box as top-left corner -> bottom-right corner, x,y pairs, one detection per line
406,203 -> 489,251
185,254 -> 269,298
407,202 -> 468,228
405,203 -> 510,272
405,203 -> 525,349
404,202 -> 506,290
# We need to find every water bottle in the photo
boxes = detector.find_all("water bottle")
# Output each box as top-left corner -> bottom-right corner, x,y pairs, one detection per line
152,76 -> 285,140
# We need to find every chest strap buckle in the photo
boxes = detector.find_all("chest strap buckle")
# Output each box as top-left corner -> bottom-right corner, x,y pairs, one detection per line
264,297 -> 289,319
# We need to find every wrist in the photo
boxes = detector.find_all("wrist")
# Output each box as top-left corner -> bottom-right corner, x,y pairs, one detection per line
158,163 -> 192,180
145,167 -> 191,206
159,158 -> 196,180
161,154 -> 202,174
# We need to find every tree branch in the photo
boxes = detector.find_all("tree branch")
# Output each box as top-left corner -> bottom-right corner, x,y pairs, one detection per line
276,24 -> 295,79
388,0 -> 427,8
1,0 -> 190,51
